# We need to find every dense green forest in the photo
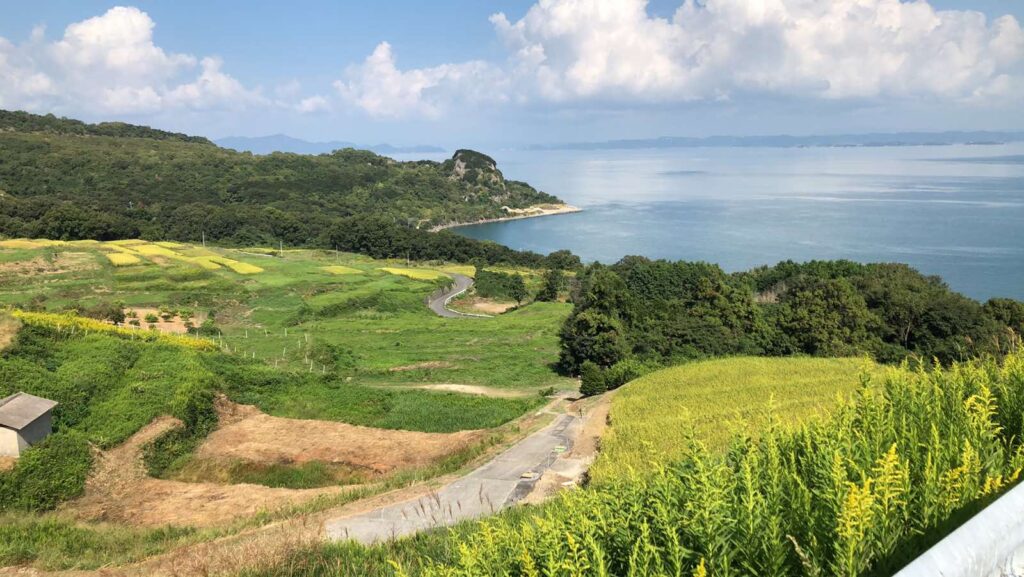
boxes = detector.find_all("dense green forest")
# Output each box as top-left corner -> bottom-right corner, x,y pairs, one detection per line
0,110 -> 572,268
561,257 -> 1024,391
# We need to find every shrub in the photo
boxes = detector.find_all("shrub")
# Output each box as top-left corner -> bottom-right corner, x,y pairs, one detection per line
0,431 -> 93,511
602,357 -> 658,390
578,361 -> 607,397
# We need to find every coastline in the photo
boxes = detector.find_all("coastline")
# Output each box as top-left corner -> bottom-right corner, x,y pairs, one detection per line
430,204 -> 582,232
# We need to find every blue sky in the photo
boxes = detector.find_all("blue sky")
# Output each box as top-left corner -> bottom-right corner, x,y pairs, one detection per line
1,1 -> 1022,147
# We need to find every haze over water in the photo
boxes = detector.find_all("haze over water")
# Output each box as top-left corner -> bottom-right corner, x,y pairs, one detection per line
450,144 -> 1024,301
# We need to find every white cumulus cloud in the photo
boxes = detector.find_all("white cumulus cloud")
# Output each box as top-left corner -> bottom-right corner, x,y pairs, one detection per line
0,6 -> 265,115
337,0 -> 1024,118
334,41 -> 507,118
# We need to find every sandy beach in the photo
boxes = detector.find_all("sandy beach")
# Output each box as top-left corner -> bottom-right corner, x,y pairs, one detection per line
430,203 -> 581,232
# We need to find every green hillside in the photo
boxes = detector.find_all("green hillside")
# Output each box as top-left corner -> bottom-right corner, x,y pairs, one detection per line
0,110 -> 561,257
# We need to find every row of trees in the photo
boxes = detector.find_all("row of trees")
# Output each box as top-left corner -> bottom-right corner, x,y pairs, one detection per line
561,257 -> 1024,388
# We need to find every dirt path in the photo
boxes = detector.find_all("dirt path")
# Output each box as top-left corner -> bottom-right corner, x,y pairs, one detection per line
404,383 -> 533,398
427,274 -> 489,318
1,395 -> 605,576
521,393 -> 612,504
64,416 -> 351,528
324,404 -> 582,543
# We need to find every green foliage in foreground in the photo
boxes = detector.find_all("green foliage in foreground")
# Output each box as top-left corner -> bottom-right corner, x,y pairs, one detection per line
384,353 -> 1024,577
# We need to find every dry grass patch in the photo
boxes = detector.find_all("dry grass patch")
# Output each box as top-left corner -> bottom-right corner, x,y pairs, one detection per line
0,314 -> 19,351
106,252 -> 143,266
379,267 -> 448,281
207,256 -> 263,274
321,265 -> 362,275
0,238 -> 65,249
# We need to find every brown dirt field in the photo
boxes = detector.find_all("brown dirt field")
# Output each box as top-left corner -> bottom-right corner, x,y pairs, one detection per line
193,401 -> 482,476
453,296 -> 517,315
64,416 -> 349,528
121,307 -> 208,335
0,457 -> 15,472
410,383 -> 532,398
0,252 -> 97,277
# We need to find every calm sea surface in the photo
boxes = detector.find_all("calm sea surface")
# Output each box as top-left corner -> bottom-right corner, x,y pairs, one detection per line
444,145 -> 1024,301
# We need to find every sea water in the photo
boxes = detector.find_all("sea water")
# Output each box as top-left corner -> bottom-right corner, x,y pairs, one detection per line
448,144 -> 1024,301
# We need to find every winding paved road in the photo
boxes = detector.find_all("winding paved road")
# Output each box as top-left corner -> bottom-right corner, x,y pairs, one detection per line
427,273 -> 485,318
325,412 -> 579,544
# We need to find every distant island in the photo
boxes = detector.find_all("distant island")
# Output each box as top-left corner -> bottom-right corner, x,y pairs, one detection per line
530,130 -> 1024,151
216,134 -> 444,155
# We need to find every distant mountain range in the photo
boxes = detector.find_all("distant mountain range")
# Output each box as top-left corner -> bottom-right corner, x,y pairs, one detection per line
529,131 -> 1024,151
216,134 -> 444,155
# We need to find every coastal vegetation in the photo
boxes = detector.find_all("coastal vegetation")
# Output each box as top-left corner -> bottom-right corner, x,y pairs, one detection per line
561,257 -> 1023,392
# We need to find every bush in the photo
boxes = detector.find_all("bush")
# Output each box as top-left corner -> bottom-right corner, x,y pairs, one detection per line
602,357 -> 658,390
475,269 -> 529,303
578,361 -> 607,397
0,431 -> 93,511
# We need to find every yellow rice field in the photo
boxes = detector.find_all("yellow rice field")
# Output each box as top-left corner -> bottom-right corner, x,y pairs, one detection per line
379,267 -> 448,281
105,253 -> 142,266
322,265 -> 362,275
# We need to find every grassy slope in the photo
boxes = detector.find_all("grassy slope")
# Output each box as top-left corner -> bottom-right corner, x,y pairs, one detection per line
0,240 -> 570,570
589,356 -> 880,484
0,240 -> 574,397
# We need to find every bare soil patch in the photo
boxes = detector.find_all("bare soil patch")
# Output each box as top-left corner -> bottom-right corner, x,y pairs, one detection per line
453,296 -> 518,315
0,252 -> 97,277
192,401 -> 482,477
411,383 -> 532,398
0,457 -> 15,472
64,416 -> 348,528
121,307 -> 208,335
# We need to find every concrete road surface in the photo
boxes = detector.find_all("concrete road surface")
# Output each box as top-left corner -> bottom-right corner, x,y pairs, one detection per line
325,413 -> 579,543
427,273 -> 484,318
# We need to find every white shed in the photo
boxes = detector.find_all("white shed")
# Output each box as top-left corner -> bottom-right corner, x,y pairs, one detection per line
0,392 -> 58,458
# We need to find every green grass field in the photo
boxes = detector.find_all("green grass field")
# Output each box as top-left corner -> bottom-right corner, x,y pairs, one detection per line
0,240 -> 576,402
589,356 -> 881,483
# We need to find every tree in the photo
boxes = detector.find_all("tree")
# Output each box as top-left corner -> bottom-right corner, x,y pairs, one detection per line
559,309 -> 629,373
509,274 -> 528,305
780,277 -> 876,356
536,269 -> 564,302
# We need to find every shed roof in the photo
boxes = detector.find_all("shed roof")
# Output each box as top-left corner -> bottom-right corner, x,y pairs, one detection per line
0,392 -> 58,431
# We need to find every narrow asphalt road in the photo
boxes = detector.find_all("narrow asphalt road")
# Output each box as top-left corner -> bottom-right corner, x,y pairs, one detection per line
325,412 -> 579,544
427,273 -> 484,318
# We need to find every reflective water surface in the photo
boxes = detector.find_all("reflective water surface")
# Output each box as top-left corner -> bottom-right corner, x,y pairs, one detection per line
449,145 -> 1024,301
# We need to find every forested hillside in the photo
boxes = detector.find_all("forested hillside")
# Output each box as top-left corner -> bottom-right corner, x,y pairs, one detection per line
0,110 -> 563,265
562,257 -> 1024,390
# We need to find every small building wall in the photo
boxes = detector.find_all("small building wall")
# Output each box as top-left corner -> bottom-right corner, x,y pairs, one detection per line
18,411 -> 53,446
0,426 -> 22,457
0,411 -> 53,457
